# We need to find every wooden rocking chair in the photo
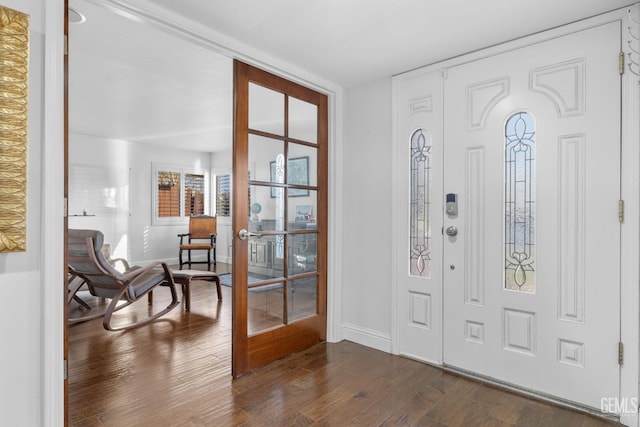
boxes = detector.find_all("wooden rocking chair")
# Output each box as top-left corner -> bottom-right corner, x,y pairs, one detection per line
67,229 -> 179,331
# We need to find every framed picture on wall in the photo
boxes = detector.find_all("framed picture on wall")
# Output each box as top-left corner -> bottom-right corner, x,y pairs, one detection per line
270,156 -> 309,197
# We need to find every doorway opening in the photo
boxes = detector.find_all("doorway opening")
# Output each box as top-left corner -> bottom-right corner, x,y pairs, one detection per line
66,0 -> 234,421
65,1 -> 329,422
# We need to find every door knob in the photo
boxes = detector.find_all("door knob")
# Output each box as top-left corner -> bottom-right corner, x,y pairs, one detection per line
445,226 -> 458,237
238,229 -> 262,240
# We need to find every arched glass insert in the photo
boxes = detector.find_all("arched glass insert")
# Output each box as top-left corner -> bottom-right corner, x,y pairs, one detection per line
410,129 -> 432,277
505,112 -> 536,292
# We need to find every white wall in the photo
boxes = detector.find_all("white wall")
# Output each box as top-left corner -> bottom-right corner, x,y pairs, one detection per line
342,77 -> 393,351
210,147 -> 232,170
0,1 -> 44,425
69,134 -> 224,265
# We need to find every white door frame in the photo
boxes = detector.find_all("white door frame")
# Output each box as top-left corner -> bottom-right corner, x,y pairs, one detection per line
43,0 -> 345,425
43,1 -> 66,424
392,4 -> 640,425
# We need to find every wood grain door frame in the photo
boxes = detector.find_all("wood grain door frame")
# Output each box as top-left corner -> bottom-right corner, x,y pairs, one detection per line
232,60 -> 328,377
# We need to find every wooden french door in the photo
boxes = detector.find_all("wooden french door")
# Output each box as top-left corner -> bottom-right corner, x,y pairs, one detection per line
232,61 -> 328,377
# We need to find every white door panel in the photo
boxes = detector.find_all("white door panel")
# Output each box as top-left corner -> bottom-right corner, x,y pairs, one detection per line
394,71 -> 444,363
443,22 -> 621,409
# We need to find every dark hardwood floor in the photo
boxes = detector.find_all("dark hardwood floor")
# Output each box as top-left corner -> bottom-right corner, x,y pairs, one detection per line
68,267 -> 620,426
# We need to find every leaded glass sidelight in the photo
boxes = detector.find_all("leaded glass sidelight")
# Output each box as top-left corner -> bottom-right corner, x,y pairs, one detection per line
505,112 -> 536,292
410,129 -> 432,277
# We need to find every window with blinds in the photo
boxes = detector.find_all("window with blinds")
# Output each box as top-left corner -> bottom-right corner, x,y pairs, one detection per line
157,171 -> 181,217
153,163 -> 209,225
185,173 -> 205,216
215,174 -> 231,217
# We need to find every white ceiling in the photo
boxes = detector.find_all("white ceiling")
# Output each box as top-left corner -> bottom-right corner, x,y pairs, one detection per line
69,0 -> 234,152
69,0 -> 634,152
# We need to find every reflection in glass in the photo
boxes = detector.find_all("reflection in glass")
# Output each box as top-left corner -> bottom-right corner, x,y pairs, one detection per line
288,277 -> 317,322
288,96 -> 318,144
288,233 -> 317,275
270,155 -> 310,195
288,190 -> 317,224
248,282 -> 284,335
410,129 -> 432,277
249,82 -> 284,136
505,112 -> 536,292
288,143 -> 317,187
274,154 -> 285,259
245,83 -> 322,337
247,235 -> 284,280
215,174 -> 231,217
248,134 -> 284,182
249,185 -> 284,231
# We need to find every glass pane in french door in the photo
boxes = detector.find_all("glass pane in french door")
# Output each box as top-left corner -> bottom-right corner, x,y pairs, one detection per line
247,279 -> 285,335
287,142 -> 318,187
288,276 -> 317,322
249,82 -> 284,136
288,96 -> 317,143
248,134 -> 284,183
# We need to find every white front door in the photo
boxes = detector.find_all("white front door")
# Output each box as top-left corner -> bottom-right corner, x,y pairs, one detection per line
443,22 -> 621,409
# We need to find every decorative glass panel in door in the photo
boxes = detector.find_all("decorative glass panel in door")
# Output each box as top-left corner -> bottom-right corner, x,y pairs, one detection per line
504,112 -> 535,292
233,61 -> 327,377
410,128 -> 432,278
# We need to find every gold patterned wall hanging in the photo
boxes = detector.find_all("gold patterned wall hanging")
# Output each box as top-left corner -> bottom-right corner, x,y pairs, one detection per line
0,6 -> 29,252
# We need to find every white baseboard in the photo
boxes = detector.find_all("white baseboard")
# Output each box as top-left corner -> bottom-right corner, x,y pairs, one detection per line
216,255 -> 231,264
342,323 -> 391,353
620,413 -> 638,427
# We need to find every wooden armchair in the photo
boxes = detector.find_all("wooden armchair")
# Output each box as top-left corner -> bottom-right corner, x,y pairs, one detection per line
68,229 -> 179,331
178,215 -> 217,271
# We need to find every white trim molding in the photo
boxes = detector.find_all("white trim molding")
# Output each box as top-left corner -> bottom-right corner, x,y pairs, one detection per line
342,323 -> 392,353
43,0 -> 65,425
619,4 -> 640,426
